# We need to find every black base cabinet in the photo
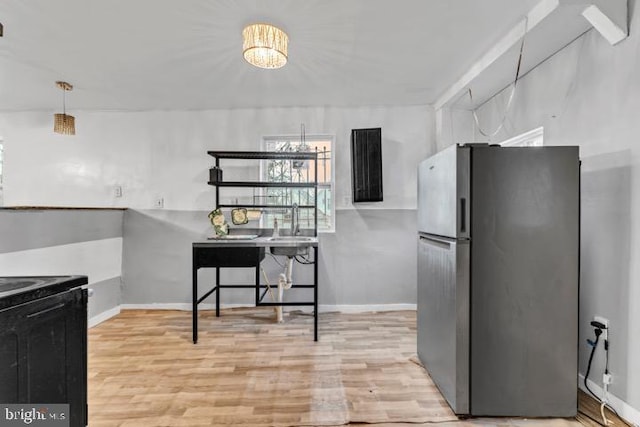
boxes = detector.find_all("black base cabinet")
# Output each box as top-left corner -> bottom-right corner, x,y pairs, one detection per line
0,288 -> 88,427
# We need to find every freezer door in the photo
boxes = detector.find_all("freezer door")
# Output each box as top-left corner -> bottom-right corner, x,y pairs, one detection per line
417,234 -> 469,414
418,145 -> 470,238
470,146 -> 579,416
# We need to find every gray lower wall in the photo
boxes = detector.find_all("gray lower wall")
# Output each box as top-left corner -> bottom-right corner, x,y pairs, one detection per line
122,208 -> 417,306
122,209 -> 206,305
320,209 -> 417,305
579,153 -> 632,402
0,208 -> 124,322
0,208 -> 124,253
88,276 -> 123,319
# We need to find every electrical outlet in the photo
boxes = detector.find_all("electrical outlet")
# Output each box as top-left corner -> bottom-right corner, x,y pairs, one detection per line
114,185 -> 123,198
594,316 -> 609,329
154,197 -> 164,209
603,373 -> 612,385
594,316 -> 609,341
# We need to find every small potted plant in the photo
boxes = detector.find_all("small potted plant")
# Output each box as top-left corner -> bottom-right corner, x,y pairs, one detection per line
208,208 -> 228,236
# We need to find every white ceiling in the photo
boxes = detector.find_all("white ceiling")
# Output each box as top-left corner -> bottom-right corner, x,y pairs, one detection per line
0,0 -> 541,112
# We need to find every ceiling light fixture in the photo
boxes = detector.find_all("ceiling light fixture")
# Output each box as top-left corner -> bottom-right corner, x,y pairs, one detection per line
242,23 -> 288,69
54,81 -> 75,135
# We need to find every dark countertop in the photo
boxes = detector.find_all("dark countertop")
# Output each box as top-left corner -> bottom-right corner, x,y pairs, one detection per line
0,206 -> 126,210
0,275 -> 89,310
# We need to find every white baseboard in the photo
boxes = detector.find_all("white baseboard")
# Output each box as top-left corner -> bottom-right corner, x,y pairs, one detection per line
119,303 -> 416,313
578,374 -> 640,426
318,304 -> 416,313
88,306 -> 121,328
120,303 -> 254,311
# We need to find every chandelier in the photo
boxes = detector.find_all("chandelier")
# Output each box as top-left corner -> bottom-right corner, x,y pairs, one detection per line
242,23 -> 288,69
54,81 -> 75,135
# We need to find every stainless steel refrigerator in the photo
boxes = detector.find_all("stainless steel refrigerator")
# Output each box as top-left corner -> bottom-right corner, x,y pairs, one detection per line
417,143 -> 579,417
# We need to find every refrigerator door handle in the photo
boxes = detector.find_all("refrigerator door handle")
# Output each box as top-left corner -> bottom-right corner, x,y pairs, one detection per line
419,234 -> 455,247
460,198 -> 466,233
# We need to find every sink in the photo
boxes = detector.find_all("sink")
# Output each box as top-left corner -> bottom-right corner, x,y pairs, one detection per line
270,245 -> 310,257
268,236 -> 315,257
268,236 -> 314,242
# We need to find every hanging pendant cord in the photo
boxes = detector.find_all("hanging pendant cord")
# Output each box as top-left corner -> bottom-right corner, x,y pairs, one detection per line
469,16 -> 528,138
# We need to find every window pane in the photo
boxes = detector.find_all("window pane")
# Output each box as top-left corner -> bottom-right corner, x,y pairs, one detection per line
262,136 -> 334,231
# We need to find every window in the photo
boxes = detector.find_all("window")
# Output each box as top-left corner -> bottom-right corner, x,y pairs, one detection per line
262,135 -> 334,232
500,126 -> 544,147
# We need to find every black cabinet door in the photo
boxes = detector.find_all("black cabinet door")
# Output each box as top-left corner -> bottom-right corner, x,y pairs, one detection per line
194,246 -> 266,268
0,289 -> 87,427
351,128 -> 383,202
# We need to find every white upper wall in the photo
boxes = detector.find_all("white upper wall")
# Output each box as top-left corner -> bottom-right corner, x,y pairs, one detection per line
0,105 -> 434,210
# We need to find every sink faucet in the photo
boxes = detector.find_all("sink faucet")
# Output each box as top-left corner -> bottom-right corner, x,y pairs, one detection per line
291,203 -> 300,236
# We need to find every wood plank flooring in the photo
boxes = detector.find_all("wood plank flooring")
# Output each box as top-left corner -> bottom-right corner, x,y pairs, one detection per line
576,390 -> 631,427
88,308 -> 584,426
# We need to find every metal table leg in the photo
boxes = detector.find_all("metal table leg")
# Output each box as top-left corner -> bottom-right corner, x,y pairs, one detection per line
215,267 -> 220,317
192,263 -> 198,344
314,246 -> 318,342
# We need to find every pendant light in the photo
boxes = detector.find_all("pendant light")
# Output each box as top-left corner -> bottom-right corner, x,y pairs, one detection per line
242,23 -> 288,69
54,81 -> 75,135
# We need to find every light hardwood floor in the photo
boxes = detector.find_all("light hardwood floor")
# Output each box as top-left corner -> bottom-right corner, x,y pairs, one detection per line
88,309 -> 585,427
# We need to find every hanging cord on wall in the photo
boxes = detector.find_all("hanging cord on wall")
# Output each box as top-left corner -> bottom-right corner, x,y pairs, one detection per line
556,34 -> 588,119
581,322 -> 632,426
600,337 -> 613,426
584,326 -> 602,400
469,17 -> 528,138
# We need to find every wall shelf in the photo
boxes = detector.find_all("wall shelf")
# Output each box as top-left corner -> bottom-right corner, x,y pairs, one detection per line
209,150 -> 319,233
208,150 -> 317,160
208,181 -> 316,188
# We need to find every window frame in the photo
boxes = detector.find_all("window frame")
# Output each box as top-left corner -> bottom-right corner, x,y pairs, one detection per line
261,134 -> 335,233
499,126 -> 544,147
